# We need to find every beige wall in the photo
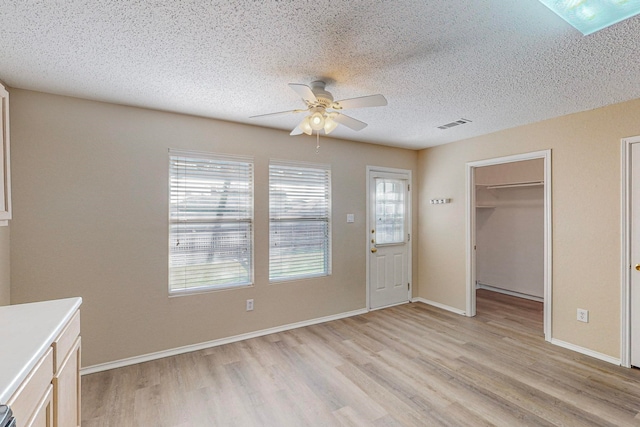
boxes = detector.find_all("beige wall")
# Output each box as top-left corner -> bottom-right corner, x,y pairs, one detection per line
418,98 -> 640,359
475,158 -> 544,185
9,89 -> 418,367
0,226 -> 9,305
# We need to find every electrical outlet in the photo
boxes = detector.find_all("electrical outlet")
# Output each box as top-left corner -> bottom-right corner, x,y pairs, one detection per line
246,299 -> 254,311
577,308 -> 588,323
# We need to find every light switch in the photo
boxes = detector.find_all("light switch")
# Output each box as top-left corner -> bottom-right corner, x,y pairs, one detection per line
347,214 -> 355,223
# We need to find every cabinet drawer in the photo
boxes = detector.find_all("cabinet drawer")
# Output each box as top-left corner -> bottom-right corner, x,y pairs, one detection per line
53,310 -> 80,373
6,347 -> 54,423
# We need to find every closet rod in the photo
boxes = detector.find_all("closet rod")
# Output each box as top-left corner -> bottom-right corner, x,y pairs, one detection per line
483,181 -> 543,190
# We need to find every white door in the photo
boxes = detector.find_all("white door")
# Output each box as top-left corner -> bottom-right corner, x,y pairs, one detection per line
368,170 -> 411,309
631,143 -> 640,366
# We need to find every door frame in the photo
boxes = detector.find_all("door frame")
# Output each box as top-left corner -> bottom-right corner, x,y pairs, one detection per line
465,150 -> 552,341
620,135 -> 640,368
366,165 -> 413,310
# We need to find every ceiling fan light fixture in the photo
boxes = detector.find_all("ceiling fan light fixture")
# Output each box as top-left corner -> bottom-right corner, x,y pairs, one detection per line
251,81 -> 388,139
300,116 -> 313,135
309,111 -> 325,131
324,116 -> 338,134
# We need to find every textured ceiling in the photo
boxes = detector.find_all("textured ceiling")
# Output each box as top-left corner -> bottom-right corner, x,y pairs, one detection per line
0,1 -> 639,149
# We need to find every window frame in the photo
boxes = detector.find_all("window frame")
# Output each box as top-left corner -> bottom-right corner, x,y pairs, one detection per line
168,149 -> 254,295
268,159 -> 332,283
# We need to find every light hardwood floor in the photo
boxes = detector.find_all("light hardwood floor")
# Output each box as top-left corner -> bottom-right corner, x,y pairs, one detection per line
82,290 -> 640,426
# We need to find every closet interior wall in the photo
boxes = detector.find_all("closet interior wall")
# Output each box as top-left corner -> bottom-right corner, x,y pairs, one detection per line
475,159 -> 544,299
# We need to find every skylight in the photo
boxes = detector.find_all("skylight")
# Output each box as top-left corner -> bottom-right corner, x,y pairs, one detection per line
539,0 -> 640,35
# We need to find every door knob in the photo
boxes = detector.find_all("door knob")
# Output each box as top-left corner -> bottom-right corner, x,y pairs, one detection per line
371,248 -> 377,253
636,264 -> 640,271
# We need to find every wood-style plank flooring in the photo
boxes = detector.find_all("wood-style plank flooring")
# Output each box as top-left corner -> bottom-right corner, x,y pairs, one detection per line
82,290 -> 640,426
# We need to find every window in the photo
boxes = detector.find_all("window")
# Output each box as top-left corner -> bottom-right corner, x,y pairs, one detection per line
374,178 -> 406,245
269,161 -> 331,281
169,150 -> 253,293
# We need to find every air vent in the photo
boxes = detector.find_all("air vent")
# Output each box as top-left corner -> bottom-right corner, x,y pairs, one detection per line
437,118 -> 472,130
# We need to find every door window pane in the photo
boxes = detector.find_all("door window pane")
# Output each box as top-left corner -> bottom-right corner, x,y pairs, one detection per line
375,178 -> 405,244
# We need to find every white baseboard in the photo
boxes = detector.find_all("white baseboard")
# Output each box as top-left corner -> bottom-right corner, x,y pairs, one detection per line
550,338 -> 621,366
370,300 -> 411,311
476,283 -> 544,302
412,297 -> 466,316
81,307 -> 368,375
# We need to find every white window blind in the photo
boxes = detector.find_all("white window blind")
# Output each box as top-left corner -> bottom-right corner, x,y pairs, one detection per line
169,150 -> 253,293
269,161 -> 331,282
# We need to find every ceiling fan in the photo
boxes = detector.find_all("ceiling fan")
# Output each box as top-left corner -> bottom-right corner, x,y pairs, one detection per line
250,81 -> 388,136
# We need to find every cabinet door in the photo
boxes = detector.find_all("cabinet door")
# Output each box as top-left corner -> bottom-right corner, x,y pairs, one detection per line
53,337 -> 81,427
6,348 -> 54,424
26,385 -> 53,427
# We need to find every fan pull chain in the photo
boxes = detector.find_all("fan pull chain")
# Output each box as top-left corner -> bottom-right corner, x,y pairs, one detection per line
316,131 -> 320,153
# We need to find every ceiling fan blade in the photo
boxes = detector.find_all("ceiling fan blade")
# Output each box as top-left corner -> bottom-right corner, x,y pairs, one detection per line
289,83 -> 317,104
249,109 -> 306,119
332,94 -> 387,110
290,126 -> 303,136
333,113 -> 368,131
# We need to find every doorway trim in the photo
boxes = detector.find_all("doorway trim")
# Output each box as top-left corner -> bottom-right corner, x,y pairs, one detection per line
465,150 -> 552,341
620,135 -> 640,368
366,165 -> 413,311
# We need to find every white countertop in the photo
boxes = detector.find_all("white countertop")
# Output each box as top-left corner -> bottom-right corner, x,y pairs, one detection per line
0,297 -> 82,403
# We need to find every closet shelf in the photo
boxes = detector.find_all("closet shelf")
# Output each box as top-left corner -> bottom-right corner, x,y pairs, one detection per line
477,181 -> 543,190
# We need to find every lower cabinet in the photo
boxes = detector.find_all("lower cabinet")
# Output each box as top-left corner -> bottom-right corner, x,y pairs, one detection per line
53,337 -> 81,427
5,308 -> 81,426
6,348 -> 53,426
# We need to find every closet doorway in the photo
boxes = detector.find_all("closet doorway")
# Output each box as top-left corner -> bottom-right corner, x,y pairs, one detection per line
466,150 -> 552,341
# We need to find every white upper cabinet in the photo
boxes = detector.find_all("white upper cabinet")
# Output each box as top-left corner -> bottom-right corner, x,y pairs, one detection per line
0,82 -> 11,225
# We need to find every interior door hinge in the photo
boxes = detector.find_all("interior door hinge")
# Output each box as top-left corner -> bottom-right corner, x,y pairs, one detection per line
408,283 -> 410,290
408,233 -> 411,241
408,184 -> 410,191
